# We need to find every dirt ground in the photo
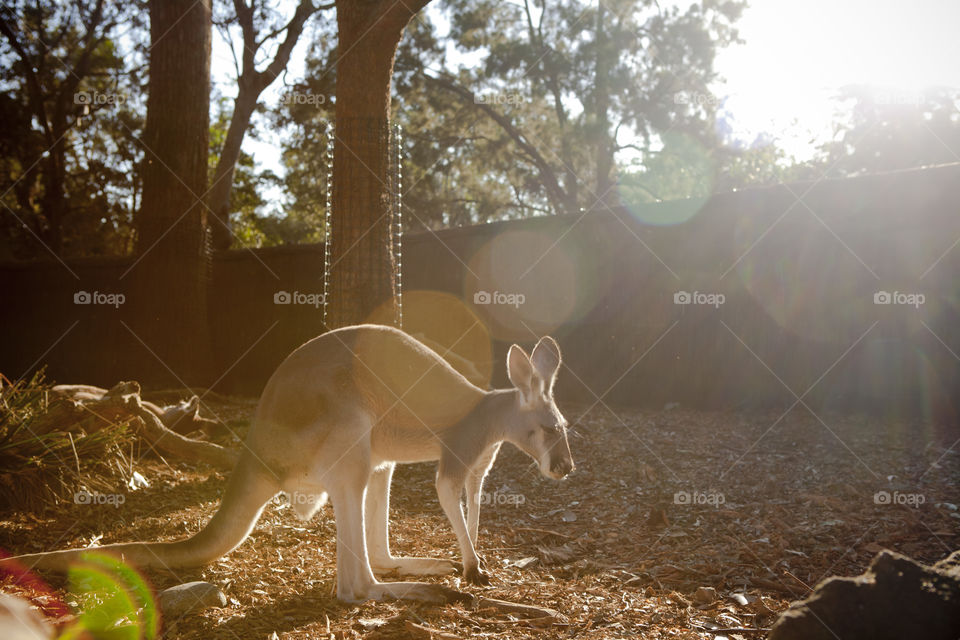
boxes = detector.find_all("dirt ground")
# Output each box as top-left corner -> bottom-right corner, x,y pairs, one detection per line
2,398 -> 958,639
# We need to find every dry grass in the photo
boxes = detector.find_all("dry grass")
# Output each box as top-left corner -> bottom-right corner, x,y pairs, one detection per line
0,372 -> 135,511
1,399 -> 958,639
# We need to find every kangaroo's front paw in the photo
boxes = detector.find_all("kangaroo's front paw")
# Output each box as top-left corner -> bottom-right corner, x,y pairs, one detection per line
464,564 -> 491,586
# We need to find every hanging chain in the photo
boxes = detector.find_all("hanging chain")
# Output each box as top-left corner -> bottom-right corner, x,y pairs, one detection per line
322,120 -> 333,327
393,122 -> 404,329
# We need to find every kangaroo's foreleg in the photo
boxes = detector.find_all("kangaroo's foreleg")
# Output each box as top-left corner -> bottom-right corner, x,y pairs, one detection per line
437,465 -> 488,586
365,462 -> 458,577
464,470 -> 484,547
464,443 -> 501,546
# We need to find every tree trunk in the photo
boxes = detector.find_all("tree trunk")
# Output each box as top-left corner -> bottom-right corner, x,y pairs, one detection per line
326,0 -> 430,329
207,82 -> 259,251
131,0 -> 213,385
40,139 -> 66,254
206,0 -> 318,252
591,4 -> 618,209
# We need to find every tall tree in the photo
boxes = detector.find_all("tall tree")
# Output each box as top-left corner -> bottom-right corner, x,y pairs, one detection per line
206,0 -> 326,251
0,0 -> 134,256
132,0 -> 212,383
325,0 -> 431,328
818,85 -> 960,177
425,0 -> 744,217
270,0 -> 752,235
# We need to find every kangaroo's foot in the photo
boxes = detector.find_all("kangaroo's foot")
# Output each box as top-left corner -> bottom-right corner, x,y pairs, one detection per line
341,580 -> 476,606
464,564 -> 491,586
370,556 -> 459,577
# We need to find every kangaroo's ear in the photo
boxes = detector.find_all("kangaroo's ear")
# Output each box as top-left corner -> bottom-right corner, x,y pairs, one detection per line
531,336 -> 561,391
507,344 -> 535,393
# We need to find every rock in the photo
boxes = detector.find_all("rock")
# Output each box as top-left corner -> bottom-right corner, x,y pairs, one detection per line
769,549 -> 960,640
158,581 -> 227,618
0,593 -> 54,639
693,586 -> 717,604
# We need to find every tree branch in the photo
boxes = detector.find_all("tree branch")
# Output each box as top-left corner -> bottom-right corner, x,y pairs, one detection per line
0,10 -> 54,142
256,0 -> 319,92
423,70 -> 575,216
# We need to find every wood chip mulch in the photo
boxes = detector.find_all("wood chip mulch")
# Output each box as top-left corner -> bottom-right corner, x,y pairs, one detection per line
1,399 -> 958,639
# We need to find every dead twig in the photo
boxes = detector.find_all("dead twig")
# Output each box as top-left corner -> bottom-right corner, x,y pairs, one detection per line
404,620 -> 463,639
476,596 -> 557,621
511,526 -> 575,539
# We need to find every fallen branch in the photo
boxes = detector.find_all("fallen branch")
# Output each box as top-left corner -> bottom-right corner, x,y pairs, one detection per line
476,596 -> 557,620
512,526 -> 575,539
51,381 -> 238,470
404,620 -> 463,639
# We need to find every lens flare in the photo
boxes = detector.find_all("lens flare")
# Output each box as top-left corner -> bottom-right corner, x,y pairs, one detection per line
464,228 -> 604,342
619,132 -> 715,227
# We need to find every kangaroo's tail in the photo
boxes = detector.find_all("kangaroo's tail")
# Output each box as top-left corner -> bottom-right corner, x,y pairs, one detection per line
1,452 -> 279,574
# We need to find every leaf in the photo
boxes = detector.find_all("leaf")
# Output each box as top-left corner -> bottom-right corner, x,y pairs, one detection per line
506,556 -> 539,569
537,543 -> 576,565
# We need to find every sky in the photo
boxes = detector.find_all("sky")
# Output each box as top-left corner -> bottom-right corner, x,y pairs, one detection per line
714,0 -> 960,158
212,0 -> 960,208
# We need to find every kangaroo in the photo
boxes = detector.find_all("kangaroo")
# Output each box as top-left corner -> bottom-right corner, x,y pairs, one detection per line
2,325 -> 574,604
52,384 -> 223,437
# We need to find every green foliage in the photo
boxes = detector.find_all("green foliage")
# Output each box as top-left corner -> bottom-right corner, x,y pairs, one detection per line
405,0 -> 745,223
208,96 -> 291,248
817,85 -> 960,178
260,25 -> 338,245
2,1 -> 956,255
0,0 -> 146,259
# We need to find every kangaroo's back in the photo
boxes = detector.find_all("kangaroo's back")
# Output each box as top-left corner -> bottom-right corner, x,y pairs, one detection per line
247,325 -> 486,465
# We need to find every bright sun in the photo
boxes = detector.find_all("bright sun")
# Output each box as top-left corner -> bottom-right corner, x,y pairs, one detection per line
714,0 -> 960,158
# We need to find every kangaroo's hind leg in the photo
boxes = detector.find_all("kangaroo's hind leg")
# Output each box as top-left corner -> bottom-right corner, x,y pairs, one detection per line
326,422 -> 469,605
365,462 -> 459,577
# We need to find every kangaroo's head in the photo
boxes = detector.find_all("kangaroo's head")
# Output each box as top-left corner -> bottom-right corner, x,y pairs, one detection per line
159,395 -> 231,438
506,336 -> 574,480
158,396 -> 201,431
